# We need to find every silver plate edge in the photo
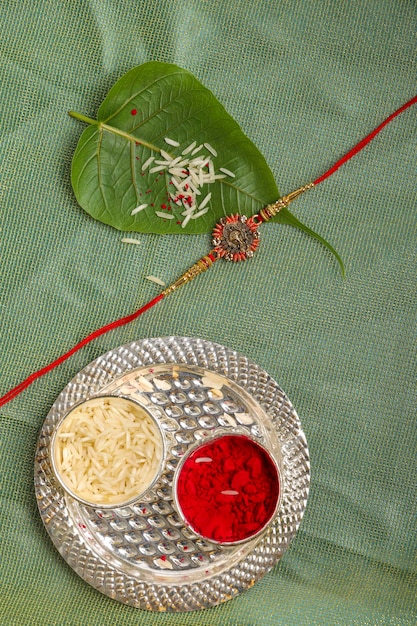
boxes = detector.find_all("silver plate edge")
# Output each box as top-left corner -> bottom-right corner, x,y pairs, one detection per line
34,336 -> 310,612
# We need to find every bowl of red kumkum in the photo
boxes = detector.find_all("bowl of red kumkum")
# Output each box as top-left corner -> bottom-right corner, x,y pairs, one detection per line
50,395 -> 164,508
174,432 -> 281,544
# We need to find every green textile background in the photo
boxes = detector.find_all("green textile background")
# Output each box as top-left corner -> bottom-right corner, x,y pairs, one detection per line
1,1 -> 416,624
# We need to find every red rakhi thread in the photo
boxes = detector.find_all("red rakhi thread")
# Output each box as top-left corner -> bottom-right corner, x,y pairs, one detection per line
0,95 -> 415,408
313,94 -> 417,185
0,294 -> 164,408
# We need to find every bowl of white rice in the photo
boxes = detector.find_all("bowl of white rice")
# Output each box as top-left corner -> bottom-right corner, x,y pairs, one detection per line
50,395 -> 164,508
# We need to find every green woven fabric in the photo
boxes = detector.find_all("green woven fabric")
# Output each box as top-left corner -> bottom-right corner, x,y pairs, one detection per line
1,1 -> 416,624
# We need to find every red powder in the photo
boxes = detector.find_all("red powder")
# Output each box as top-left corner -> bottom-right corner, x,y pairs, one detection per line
176,434 -> 279,543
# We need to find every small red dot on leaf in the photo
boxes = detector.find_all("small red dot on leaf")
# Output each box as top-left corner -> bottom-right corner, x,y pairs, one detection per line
131,109 -> 137,115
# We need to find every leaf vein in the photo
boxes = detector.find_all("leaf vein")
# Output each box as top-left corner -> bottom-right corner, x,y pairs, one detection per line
102,70 -> 187,124
130,142 -> 140,205
97,126 -> 109,214
75,151 -> 98,189
129,86 -> 209,137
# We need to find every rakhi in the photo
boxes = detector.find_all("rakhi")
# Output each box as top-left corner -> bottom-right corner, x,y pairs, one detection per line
1,66 -> 415,408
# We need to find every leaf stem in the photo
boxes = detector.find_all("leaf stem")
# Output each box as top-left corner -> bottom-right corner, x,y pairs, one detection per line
68,110 -> 161,154
100,123 -> 161,152
68,111 -> 98,126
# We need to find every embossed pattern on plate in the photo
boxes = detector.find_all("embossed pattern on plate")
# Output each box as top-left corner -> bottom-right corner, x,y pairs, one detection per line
35,337 -> 310,612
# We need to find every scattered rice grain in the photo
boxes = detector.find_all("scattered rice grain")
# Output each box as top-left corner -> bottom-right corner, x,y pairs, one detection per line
182,141 -> 197,155
191,207 -> 209,219
198,192 -> 212,210
145,275 -> 166,286
141,156 -> 155,171
160,149 -> 172,162
131,203 -> 148,215
170,157 -> 187,168
164,137 -> 180,147
219,167 -> 235,178
181,214 -> 192,228
121,238 -> 141,245
169,167 -> 188,178
204,142 -> 217,157
191,144 -> 204,155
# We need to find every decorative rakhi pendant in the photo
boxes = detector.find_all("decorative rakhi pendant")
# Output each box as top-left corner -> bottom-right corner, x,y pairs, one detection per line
212,214 -> 260,261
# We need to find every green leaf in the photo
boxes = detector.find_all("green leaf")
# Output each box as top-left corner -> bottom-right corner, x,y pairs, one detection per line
70,61 -> 343,272
276,208 -> 345,276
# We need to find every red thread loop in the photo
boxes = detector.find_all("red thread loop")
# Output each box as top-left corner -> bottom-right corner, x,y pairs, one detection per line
313,95 -> 417,186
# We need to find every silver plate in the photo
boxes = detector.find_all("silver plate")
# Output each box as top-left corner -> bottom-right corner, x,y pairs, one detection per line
34,336 -> 310,612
